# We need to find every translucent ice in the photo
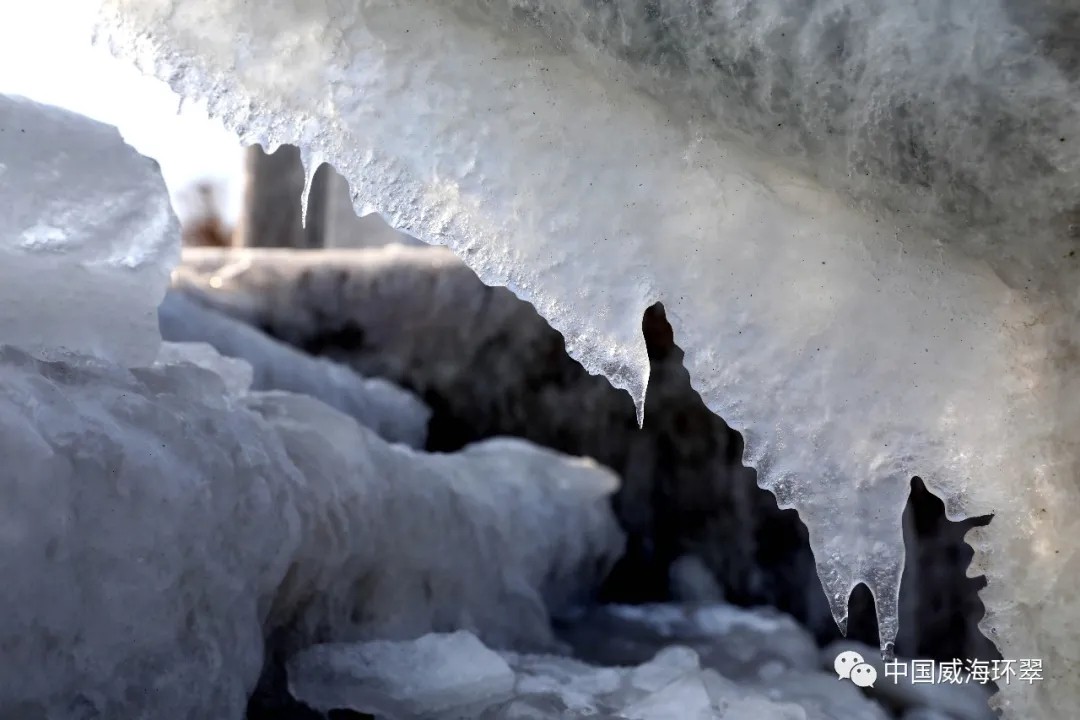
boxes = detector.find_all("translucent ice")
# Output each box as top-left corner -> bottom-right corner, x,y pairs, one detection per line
96,2 -> 1080,716
155,340 -> 255,395
287,632 -> 516,717
0,94 -> 177,366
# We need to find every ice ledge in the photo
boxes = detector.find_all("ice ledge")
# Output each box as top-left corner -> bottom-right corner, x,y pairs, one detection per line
97,1 -> 1080,717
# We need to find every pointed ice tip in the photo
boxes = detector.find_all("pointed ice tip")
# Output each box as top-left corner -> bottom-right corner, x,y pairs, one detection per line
635,397 -> 645,428
879,640 -> 895,662
299,149 -> 319,231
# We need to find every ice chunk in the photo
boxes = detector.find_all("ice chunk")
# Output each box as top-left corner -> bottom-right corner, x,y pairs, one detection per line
0,346 -> 622,718
501,652 -> 622,715
287,632 -> 516,718
0,94 -> 177,366
497,637 -> 887,720
556,603 -> 897,719
620,673 -> 714,720
155,340 -> 254,396
159,288 -> 430,447
98,1 -> 1080,716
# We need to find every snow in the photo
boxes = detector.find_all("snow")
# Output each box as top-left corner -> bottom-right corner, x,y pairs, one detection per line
0,94 -> 177,366
95,1 -> 1080,716
158,289 -> 430,447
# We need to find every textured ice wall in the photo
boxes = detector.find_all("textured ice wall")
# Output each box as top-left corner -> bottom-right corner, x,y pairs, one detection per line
0,347 -> 623,718
98,1 -> 1080,716
0,94 -> 177,366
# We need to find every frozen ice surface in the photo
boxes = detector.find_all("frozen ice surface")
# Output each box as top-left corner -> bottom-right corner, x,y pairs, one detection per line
0,94 -> 177,366
559,603 -> 897,719
0,345 -> 622,718
289,629 -> 891,720
97,1 -> 1080,716
159,288 -> 430,447
155,340 -> 255,395
619,673 -> 713,720
287,631 -> 516,718
560,604 -> 821,681
310,163 -> 426,249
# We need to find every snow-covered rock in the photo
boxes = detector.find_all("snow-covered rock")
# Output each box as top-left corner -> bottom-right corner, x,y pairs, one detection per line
0,94 -> 176,366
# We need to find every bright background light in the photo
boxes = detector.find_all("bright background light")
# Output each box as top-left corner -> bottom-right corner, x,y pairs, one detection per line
0,2 -> 245,223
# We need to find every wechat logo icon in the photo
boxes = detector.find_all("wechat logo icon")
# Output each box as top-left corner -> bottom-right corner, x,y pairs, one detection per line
835,650 -> 878,688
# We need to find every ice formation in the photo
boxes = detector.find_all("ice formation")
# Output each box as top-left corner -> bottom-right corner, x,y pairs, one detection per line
0,93 -> 177,366
0,344 -> 624,717
288,631 -> 518,717
158,288 -> 431,447
96,0 -> 1080,716
286,617 -> 901,719
0,95 -> 625,718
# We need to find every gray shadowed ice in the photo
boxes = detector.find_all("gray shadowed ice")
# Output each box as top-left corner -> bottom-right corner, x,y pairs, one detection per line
0,347 -> 624,718
158,288 -> 430,447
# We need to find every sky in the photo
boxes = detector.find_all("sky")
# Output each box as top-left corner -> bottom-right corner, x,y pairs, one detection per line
0,2 -> 245,222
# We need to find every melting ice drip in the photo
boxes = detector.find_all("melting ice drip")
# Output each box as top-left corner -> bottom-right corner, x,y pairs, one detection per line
97,0 -> 1079,717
